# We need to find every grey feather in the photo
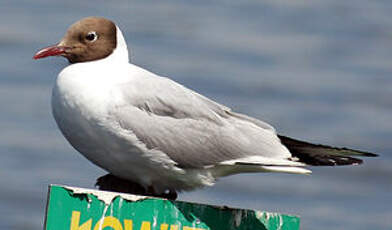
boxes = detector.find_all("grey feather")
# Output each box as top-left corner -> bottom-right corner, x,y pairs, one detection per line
113,75 -> 290,168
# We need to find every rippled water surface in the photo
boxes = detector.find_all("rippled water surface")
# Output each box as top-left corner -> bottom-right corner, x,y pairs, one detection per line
0,1 -> 391,229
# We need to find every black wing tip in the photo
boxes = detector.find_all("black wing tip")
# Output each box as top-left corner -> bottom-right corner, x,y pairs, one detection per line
359,151 -> 378,157
278,135 -> 378,166
363,153 -> 378,157
278,135 -> 379,158
296,154 -> 364,166
338,146 -> 378,157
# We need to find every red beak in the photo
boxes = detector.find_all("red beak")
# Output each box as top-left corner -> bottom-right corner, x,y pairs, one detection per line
33,45 -> 68,59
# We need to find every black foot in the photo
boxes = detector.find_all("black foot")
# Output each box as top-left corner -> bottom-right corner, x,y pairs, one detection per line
95,174 -> 178,200
96,174 -> 146,194
154,188 -> 177,200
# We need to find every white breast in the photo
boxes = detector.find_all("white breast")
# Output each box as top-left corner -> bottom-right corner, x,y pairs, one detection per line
51,62 -> 207,191
52,62 -> 129,168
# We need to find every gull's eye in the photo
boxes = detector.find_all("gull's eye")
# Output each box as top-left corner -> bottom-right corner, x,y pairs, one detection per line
85,31 -> 98,42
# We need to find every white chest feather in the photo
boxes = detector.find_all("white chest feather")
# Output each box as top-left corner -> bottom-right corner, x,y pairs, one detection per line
52,62 -> 138,172
51,62 -> 206,191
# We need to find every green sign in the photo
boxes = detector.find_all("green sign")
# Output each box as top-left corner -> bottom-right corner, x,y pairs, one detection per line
44,185 -> 300,230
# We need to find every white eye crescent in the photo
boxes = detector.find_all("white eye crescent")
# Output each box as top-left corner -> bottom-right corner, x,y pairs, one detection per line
85,31 -> 98,42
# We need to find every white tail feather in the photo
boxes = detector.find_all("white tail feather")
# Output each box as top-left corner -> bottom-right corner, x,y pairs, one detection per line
220,156 -> 306,167
259,166 -> 311,174
211,164 -> 311,178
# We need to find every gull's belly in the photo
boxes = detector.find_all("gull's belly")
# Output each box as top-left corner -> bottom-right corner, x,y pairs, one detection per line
52,94 -> 214,191
53,101 -> 213,190
51,80 -> 163,186
51,71 -> 216,191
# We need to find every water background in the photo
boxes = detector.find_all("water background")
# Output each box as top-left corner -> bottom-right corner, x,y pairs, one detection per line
0,1 -> 391,229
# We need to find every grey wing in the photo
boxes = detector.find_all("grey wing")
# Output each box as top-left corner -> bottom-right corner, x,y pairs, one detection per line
113,75 -> 294,168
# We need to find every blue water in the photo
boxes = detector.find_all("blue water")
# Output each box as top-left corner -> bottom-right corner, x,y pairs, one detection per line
0,1 -> 391,229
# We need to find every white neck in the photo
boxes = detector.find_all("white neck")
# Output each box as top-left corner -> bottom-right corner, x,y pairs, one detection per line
82,26 -> 129,65
111,26 -> 129,63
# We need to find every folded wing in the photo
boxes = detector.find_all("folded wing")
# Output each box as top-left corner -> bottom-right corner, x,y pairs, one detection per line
113,71 -> 296,169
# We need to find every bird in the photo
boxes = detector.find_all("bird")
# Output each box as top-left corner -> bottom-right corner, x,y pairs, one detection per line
34,17 -> 377,200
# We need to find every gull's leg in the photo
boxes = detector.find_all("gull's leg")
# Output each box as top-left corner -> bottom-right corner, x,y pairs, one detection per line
163,189 -> 178,200
95,174 -> 147,195
95,174 -> 178,200
146,186 -> 178,200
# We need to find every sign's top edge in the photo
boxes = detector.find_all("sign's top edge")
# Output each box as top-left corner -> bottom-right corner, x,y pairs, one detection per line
49,184 -> 299,219
50,184 -> 149,205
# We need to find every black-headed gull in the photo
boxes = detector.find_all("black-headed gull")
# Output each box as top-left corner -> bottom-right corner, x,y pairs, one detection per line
34,17 -> 376,199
